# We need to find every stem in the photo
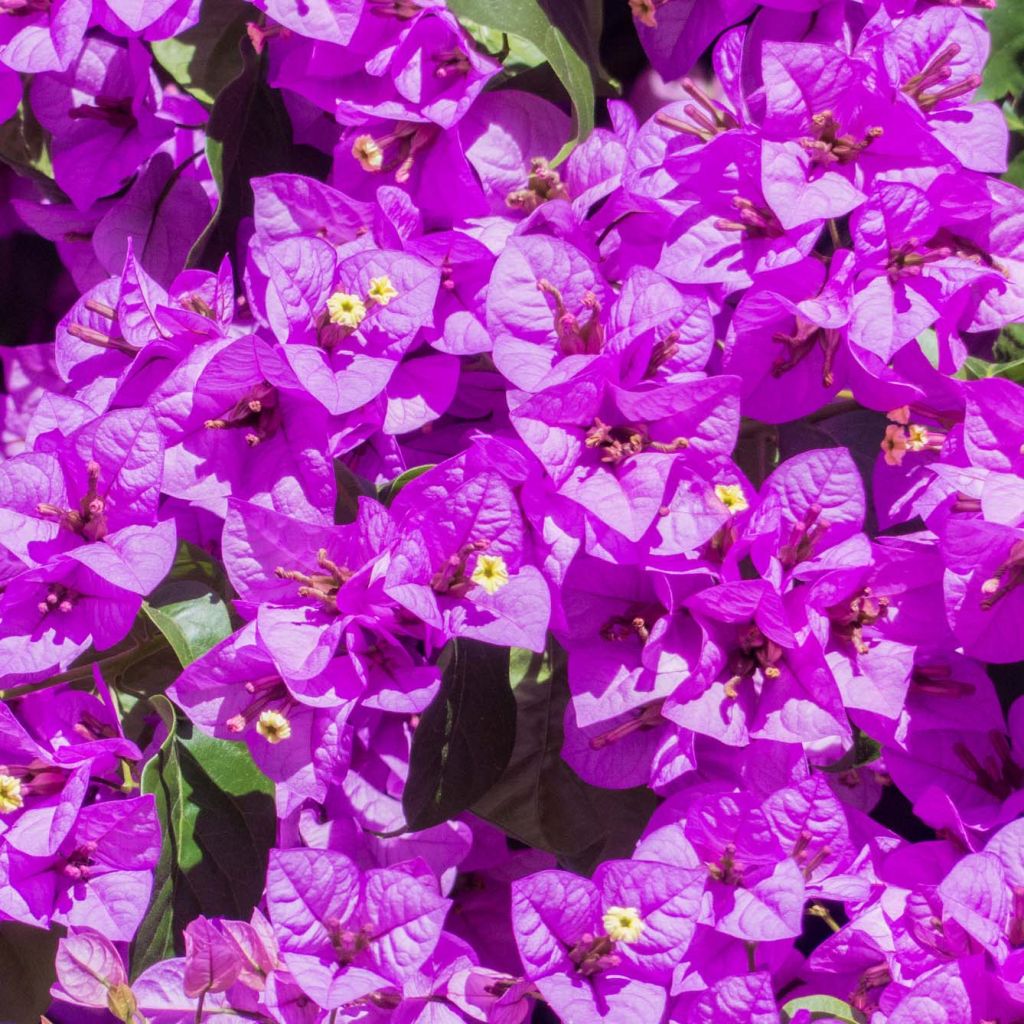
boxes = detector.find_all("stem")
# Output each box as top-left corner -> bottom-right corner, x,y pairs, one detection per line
807,902 -> 842,933
0,636 -> 167,700
745,940 -> 758,972
120,757 -> 139,793
195,991 -> 206,1024
804,396 -> 861,423
737,397 -> 863,441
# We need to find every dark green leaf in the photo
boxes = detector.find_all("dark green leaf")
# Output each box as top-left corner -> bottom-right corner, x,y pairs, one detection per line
817,729 -> 881,776
957,356 -> 999,380
781,995 -> 867,1024
143,579 -> 232,668
460,19 -> 547,71
956,351 -> 1024,384
446,0 -> 597,163
996,322 -> 1024,361
187,36 -> 329,271
777,407 -> 887,534
980,4 -> 1024,101
130,696 -> 275,978
335,461 -> 379,524
0,97 -> 56,188
151,0 -> 251,105
473,639 -> 658,875
733,424 -> 779,490
404,639 -> 517,830
1005,148 -> 1024,188
378,464 -> 436,506
0,921 -> 59,1024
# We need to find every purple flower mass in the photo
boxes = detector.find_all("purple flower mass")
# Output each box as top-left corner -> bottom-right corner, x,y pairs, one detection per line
1,0 -> 1024,1021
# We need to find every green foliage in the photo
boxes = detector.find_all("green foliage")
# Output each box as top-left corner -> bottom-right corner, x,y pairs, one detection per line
143,579 -> 232,668
995,322 -> 1024,362
958,354 -> 1024,383
1005,147 -> 1024,188
473,639 -> 658,875
459,18 -> 548,72
0,97 -> 55,186
150,0 -> 251,105
956,322 -> 1024,384
130,696 -> 276,978
818,729 -> 882,776
187,36 -> 329,271
404,639 -> 517,830
334,461 -> 379,524
781,995 -> 867,1023
980,3 -> 1024,101
777,406 -> 888,534
378,464 -> 436,506
0,921 -> 59,1024
446,0 -> 600,163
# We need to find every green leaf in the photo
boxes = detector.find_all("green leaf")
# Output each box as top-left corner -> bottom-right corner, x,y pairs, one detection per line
473,638 -> 658,875
957,356 -> 997,380
817,729 -> 881,776
446,0 -> 597,163
995,322 -> 1024,363
143,579 -> 232,668
0,97 -> 55,187
403,639 -> 517,830
334,461 -> 379,524
781,995 -> 867,1023
980,3 -> 1024,101
187,36 -> 329,271
0,921 -> 59,1024
915,327 -> 940,369
956,351 -> 1024,383
1005,146 -> 1024,189
777,406 -> 887,534
165,540 -> 234,596
150,0 -> 251,105
378,464 -> 436,506
460,18 -> 547,71
130,696 -> 275,978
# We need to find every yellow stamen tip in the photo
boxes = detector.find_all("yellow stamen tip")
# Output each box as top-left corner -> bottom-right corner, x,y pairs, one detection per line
471,554 -> 510,595
603,906 -> 644,944
256,710 -> 292,744
907,424 -> 929,450
714,483 -> 749,514
327,291 -> 367,328
0,774 -> 23,814
368,275 -> 399,305
352,134 -> 384,172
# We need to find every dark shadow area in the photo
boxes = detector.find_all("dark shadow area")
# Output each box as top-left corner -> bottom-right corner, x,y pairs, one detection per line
0,231 -> 66,349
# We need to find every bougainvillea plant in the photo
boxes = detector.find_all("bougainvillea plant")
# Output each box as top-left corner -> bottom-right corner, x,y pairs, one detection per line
2,0 -> 1024,1021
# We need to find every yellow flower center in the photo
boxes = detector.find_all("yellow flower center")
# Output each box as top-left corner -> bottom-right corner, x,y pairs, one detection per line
907,424 -> 929,451
603,906 -> 644,944
471,554 -> 510,595
353,134 -> 384,172
256,710 -> 292,744
714,483 -> 749,514
368,275 -> 399,305
0,774 -> 23,814
327,291 -> 368,328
